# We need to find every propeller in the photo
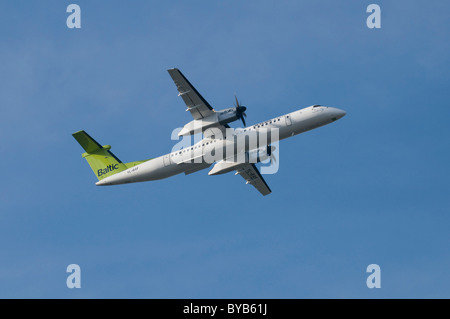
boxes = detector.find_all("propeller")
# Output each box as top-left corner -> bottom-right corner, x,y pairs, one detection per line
234,95 -> 247,127
267,145 -> 277,165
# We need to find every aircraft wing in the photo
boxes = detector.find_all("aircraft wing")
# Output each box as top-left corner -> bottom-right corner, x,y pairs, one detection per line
168,68 -> 215,120
236,164 -> 272,196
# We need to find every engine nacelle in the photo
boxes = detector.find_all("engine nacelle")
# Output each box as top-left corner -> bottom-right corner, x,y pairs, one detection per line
178,107 -> 240,136
208,146 -> 271,175
208,160 -> 242,175
246,147 -> 270,164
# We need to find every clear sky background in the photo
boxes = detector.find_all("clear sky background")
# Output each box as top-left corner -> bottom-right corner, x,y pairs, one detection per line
0,0 -> 449,298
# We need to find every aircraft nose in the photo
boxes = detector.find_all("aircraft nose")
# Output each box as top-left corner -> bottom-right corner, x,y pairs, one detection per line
336,108 -> 346,119
328,107 -> 346,122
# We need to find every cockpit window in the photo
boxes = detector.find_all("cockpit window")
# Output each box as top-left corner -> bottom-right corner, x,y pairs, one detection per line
312,105 -> 321,108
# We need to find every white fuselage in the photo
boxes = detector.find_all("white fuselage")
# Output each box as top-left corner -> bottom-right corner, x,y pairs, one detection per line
96,105 -> 346,186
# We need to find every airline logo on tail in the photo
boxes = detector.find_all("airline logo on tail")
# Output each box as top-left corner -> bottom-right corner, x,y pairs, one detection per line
98,164 -> 120,177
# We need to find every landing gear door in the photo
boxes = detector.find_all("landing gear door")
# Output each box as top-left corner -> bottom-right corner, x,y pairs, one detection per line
285,114 -> 292,126
163,154 -> 171,167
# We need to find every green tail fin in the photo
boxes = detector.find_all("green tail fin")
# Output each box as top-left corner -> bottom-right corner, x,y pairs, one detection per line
72,130 -> 128,180
73,130 -> 152,181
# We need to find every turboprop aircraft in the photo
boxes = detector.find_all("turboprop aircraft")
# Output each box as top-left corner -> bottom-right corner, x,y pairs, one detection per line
73,68 -> 346,196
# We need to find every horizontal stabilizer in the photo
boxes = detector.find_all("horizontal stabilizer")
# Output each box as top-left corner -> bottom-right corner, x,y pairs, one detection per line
72,130 -> 105,154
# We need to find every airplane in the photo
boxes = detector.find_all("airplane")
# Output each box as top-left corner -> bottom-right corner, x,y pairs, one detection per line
73,68 -> 346,196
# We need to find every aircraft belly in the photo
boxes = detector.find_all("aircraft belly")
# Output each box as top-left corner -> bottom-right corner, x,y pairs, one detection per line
132,157 -> 185,181
278,126 -> 293,140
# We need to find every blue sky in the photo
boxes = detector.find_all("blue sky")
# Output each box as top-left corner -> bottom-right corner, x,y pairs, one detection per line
0,0 -> 449,298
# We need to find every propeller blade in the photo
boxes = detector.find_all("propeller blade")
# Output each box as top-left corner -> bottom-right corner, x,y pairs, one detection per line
268,145 -> 276,164
234,95 -> 248,127
270,153 -> 277,165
